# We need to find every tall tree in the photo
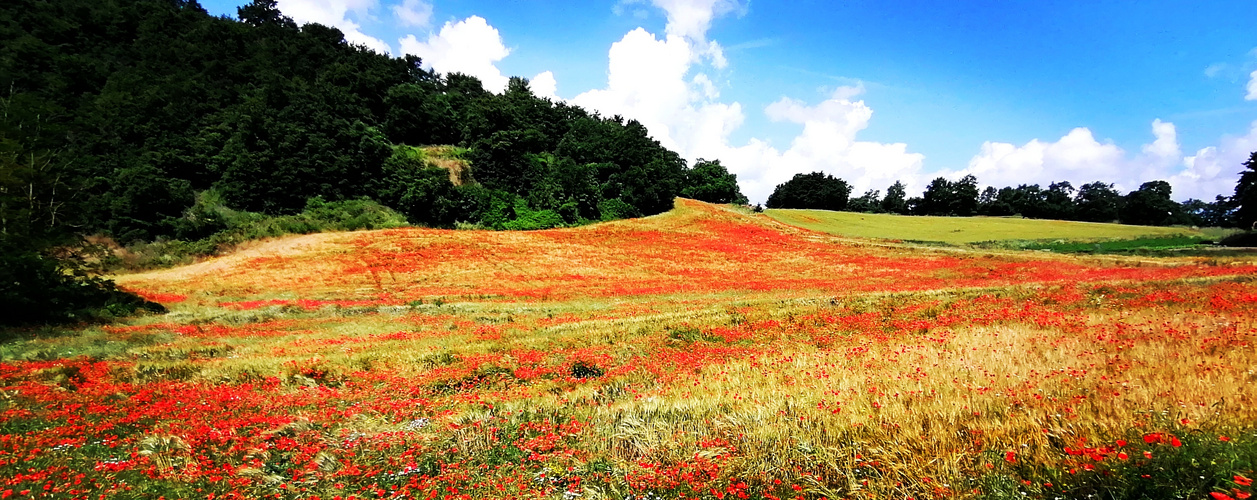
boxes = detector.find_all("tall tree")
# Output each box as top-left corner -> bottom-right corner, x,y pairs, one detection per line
1235,152 -> 1257,230
917,175 -> 978,216
681,159 -> 748,205
1074,182 -> 1123,222
1121,180 -> 1185,226
881,181 -> 909,214
848,190 -> 881,213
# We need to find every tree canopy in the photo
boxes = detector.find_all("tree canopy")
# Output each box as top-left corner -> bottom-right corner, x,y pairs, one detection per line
0,0 -> 746,243
765,172 -> 851,211
0,0 -> 751,325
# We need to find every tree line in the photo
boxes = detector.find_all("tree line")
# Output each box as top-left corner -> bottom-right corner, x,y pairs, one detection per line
0,0 -> 747,325
766,157 -> 1257,229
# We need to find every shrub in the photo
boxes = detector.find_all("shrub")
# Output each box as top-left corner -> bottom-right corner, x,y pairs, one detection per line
0,244 -> 165,327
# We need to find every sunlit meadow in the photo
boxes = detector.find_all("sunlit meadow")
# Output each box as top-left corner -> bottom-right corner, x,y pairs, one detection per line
3,200 -> 1256,499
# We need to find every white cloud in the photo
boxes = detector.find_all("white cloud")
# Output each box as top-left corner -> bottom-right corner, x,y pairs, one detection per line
718,88 -> 925,202
962,129 -> 1127,190
574,3 -> 925,204
1247,70 -> 1257,101
571,28 -> 698,153
1142,118 -> 1182,164
392,0 -> 432,28
398,16 -> 511,93
648,0 -> 745,41
572,0 -> 1252,204
531,71 -> 558,100
277,0 -> 391,53
1204,63 -> 1227,78
1175,121 -> 1257,200
955,119 -> 1253,201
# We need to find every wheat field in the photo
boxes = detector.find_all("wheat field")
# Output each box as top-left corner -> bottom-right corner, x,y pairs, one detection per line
2,199 -> 1256,499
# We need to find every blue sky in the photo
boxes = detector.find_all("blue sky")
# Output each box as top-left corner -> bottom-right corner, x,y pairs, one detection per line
200,0 -> 1257,203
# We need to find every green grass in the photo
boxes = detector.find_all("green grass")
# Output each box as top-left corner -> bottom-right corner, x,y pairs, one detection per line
765,209 -> 1212,245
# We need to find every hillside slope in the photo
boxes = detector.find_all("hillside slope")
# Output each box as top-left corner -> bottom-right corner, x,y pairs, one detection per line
118,199 -> 1256,307
10,199 -> 1257,499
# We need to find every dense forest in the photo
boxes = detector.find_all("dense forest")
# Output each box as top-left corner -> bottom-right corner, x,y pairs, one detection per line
767,157 -> 1257,230
0,0 -> 749,324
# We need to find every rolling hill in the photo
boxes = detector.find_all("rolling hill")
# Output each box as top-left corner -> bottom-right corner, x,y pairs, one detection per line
4,199 -> 1257,499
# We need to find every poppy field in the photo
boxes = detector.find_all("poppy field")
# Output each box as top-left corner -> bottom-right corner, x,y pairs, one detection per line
3,199 -> 1257,499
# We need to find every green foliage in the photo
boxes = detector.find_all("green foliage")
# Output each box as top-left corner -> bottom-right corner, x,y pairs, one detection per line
0,244 -> 165,326
1074,181 -> 1124,222
1003,235 -> 1216,254
978,425 -> 1257,500
0,91 -> 162,326
501,198 -> 565,231
917,175 -> 979,216
681,159 -> 748,204
848,189 -> 882,213
881,181 -> 910,214
0,0 -> 727,244
597,198 -> 640,221
110,196 -> 408,270
1235,151 -> 1257,230
766,172 -> 851,210
1220,231 -> 1257,247
1122,180 -> 1191,226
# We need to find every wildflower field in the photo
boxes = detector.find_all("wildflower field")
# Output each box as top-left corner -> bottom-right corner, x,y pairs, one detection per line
3,199 -> 1257,499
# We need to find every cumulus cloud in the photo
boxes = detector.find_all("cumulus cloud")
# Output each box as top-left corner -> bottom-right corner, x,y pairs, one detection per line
531,71 -> 558,100
1247,70 -> 1257,101
648,0 -> 745,41
277,0 -> 391,53
392,0 -> 432,28
1175,121 -> 1257,200
961,129 -> 1128,190
954,119 -> 1253,201
574,1 -> 927,203
399,16 -> 511,93
573,0 -> 1253,204
716,88 -> 925,202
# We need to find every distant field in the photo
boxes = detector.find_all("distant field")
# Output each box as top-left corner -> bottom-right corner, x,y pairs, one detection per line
765,208 -> 1208,244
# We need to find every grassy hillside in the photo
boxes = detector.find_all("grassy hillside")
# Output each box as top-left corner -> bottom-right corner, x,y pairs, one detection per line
765,208 -> 1213,244
4,200 -> 1257,499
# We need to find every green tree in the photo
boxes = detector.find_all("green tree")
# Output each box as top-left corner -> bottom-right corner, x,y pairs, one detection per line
881,181 -> 909,214
1043,181 -> 1076,220
917,175 -> 978,216
681,159 -> 748,204
765,172 -> 851,211
1121,181 -> 1186,226
1074,182 -> 1123,222
1234,152 -> 1257,230
848,190 -> 882,213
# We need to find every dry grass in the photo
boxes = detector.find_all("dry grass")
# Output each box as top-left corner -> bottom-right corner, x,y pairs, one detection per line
5,199 -> 1257,499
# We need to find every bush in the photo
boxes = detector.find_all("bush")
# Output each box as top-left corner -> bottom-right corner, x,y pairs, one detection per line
0,245 -> 165,327
106,196 -> 411,271
1220,231 -> 1257,247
